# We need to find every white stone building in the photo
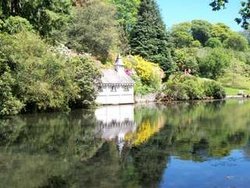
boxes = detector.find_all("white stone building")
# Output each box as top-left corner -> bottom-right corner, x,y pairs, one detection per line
95,55 -> 135,105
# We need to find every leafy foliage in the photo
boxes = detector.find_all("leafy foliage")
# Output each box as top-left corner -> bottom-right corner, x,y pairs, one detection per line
170,21 -> 247,51
163,74 -> 225,100
205,37 -> 222,48
0,16 -> 33,34
203,80 -> 226,99
108,0 -> 141,52
191,20 -> 212,46
0,0 -> 72,40
173,48 -> 199,74
223,34 -> 248,51
124,55 -> 164,95
69,56 -> 101,107
0,31 -> 100,116
129,0 -> 174,77
197,48 -> 231,79
171,22 -> 194,48
163,74 -> 204,100
210,23 -> 232,42
67,1 -> 120,62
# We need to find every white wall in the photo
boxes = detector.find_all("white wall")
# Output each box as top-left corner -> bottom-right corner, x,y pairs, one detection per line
96,85 -> 134,105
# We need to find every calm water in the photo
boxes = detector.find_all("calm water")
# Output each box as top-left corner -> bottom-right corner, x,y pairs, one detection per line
0,99 -> 250,188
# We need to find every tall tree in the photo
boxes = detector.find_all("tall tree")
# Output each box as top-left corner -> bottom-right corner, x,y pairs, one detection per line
223,33 -> 249,51
0,0 -> 72,40
67,0 -> 120,62
191,20 -> 212,46
129,0 -> 174,77
108,0 -> 141,53
171,22 -> 194,48
197,48 -> 231,79
210,23 -> 232,42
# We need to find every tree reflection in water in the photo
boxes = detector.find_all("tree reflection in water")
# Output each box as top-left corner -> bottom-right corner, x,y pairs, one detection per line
0,100 -> 250,187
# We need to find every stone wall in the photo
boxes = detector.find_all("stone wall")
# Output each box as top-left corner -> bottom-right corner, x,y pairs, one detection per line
135,93 -> 157,103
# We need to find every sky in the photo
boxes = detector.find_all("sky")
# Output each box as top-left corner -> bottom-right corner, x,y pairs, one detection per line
156,0 -> 243,31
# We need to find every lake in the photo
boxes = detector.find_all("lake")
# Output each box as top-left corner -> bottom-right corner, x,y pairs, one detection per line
0,99 -> 250,188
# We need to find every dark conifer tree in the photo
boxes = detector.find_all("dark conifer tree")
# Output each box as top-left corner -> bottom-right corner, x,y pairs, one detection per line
129,0 -> 174,77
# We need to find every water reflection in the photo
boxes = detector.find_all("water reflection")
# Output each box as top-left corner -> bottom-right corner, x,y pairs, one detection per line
0,100 -> 250,187
95,105 -> 137,153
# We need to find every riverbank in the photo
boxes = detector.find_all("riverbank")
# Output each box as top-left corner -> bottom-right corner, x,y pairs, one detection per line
134,92 -> 250,104
226,95 -> 250,99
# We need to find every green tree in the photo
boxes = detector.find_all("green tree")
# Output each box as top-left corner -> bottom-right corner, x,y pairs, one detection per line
0,31 -> 77,115
0,16 -> 33,34
191,20 -> 212,46
205,37 -> 222,48
129,0 -> 174,76
223,33 -> 248,51
173,48 -> 199,74
109,0 -> 141,53
0,0 -> 72,41
0,31 -> 100,116
69,56 -> 101,107
210,23 -> 232,42
197,48 -> 231,79
171,22 -> 194,48
67,1 -> 120,62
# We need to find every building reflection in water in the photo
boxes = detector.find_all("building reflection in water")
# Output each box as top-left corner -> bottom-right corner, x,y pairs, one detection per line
95,105 -> 137,153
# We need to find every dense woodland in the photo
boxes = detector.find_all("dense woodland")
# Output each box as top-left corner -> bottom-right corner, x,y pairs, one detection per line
0,0 -> 250,116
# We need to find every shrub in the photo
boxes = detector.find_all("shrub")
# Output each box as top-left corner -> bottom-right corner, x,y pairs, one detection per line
69,56 -> 101,107
203,80 -> 226,99
0,16 -> 34,34
223,34 -> 248,51
184,78 -> 204,99
205,38 -> 222,48
133,77 -> 156,96
0,71 -> 24,115
124,55 -> 164,95
0,31 -> 100,116
173,48 -> 199,75
164,74 -> 204,100
162,74 -> 225,100
197,48 -> 231,79
164,81 -> 189,100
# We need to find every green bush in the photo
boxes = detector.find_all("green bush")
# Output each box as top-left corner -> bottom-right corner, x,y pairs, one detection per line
69,56 -> 101,107
0,71 -> 24,115
205,38 -> 222,48
132,75 -> 156,96
197,48 -> 231,79
0,31 -> 100,116
203,80 -> 226,99
184,78 -> 204,99
0,16 -> 34,34
163,74 -> 225,100
124,55 -> 164,95
164,81 -> 189,100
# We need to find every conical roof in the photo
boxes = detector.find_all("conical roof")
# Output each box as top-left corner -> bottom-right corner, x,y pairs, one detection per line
115,54 -> 124,66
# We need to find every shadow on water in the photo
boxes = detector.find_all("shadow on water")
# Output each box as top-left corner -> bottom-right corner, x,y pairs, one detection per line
0,99 -> 250,187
